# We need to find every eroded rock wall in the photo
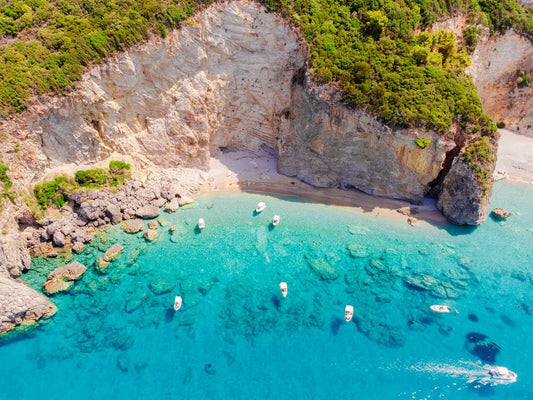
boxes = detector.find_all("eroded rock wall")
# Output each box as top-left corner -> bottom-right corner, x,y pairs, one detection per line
467,30 -> 533,136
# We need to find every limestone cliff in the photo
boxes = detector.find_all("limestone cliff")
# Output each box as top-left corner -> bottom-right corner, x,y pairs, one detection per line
2,0 -> 469,212
467,29 -> 533,136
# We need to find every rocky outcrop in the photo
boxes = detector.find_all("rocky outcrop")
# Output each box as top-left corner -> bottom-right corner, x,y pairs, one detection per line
43,261 -> 86,295
0,233 -> 31,278
0,275 -> 57,334
467,29 -> 533,136
491,207 -> 513,220
437,156 -> 493,225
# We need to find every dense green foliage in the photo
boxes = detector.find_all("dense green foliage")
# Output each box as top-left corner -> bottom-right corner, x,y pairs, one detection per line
0,161 -> 12,203
34,176 -> 73,209
34,160 -> 131,210
415,138 -> 431,149
269,0 -> 531,131
0,0 -> 530,128
0,0 -> 207,114
462,136 -> 495,193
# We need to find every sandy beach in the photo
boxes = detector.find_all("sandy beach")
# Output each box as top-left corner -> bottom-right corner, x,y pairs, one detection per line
203,130 -> 533,227
494,129 -> 533,185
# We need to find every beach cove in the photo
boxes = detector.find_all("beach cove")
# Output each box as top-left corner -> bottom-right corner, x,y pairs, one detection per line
0,173 -> 532,398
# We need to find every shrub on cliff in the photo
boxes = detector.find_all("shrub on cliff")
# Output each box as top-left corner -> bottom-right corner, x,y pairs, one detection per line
75,168 -> 108,186
34,176 -> 74,210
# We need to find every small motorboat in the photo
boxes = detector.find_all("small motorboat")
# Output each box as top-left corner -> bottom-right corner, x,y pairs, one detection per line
198,218 -> 205,230
255,202 -> 266,213
272,215 -> 280,226
430,304 -> 452,313
345,305 -> 354,322
174,295 -> 182,311
279,282 -> 288,297
488,366 -> 517,382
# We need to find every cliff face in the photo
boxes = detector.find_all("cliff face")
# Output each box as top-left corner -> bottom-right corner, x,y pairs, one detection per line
467,29 -> 533,136
0,0 -> 497,233
4,0 -> 462,208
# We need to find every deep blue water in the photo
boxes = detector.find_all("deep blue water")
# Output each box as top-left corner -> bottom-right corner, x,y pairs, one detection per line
1,180 -> 532,399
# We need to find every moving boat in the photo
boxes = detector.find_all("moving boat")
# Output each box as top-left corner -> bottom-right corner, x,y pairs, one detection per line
345,305 -> 354,322
272,215 -> 280,226
198,218 -> 205,230
255,202 -> 266,213
279,282 -> 288,297
488,366 -> 517,382
174,295 -> 182,311
430,304 -> 451,313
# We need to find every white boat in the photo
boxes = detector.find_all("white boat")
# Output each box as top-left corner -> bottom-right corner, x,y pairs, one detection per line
198,218 -> 205,230
345,305 -> 354,322
272,215 -> 280,226
488,366 -> 517,382
174,295 -> 182,311
279,282 -> 288,297
255,202 -> 266,213
430,304 -> 451,313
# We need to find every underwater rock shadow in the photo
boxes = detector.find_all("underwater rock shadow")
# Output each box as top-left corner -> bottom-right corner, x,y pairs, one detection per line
465,332 -> 501,364
165,308 -> 175,323
330,317 -> 343,336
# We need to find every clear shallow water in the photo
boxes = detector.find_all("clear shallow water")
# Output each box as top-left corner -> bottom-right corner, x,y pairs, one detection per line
1,180 -> 533,399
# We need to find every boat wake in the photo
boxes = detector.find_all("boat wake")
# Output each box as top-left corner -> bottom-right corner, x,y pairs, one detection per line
410,361 -> 516,386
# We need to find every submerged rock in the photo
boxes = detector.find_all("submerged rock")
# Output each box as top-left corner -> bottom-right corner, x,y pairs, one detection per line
149,279 -> 175,295
122,219 -> 145,233
103,244 -> 124,261
305,254 -> 339,280
144,229 -> 158,241
43,261 -> 87,295
347,243 -> 370,258
465,331 -> 501,364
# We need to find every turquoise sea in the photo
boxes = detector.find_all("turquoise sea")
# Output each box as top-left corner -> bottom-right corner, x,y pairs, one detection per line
1,180 -> 532,399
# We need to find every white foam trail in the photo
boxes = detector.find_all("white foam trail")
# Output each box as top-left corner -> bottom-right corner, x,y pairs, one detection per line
410,361 -> 515,386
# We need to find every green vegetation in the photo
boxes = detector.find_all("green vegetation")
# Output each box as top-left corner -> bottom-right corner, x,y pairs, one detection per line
0,162 -> 13,207
0,0 -> 530,131
34,176 -> 74,209
272,0 -> 531,132
415,138 -> 431,149
34,160 -> 131,210
462,136 -> 496,193
518,71 -> 531,88
0,0 -> 203,114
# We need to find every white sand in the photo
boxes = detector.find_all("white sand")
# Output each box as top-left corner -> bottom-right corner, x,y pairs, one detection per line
495,129 -> 533,184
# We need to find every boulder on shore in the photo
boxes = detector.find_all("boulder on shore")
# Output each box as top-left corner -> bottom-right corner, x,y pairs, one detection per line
135,205 -> 160,219
122,219 -> 145,233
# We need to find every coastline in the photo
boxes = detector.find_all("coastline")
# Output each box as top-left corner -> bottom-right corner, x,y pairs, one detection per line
198,128 -> 533,227
200,149 -> 448,226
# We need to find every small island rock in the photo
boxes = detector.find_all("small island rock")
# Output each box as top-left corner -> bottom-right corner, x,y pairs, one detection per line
491,207 -> 513,220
